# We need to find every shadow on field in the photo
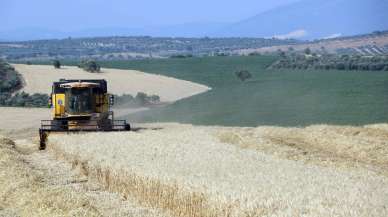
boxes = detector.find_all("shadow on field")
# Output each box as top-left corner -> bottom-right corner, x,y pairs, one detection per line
131,127 -> 163,132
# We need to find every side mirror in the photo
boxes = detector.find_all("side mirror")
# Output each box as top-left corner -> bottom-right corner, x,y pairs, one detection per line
109,95 -> 114,106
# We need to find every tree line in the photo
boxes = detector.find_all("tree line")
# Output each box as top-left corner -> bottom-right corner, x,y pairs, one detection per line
270,52 -> 388,71
114,93 -> 161,108
52,59 -> 102,73
1,36 -> 299,61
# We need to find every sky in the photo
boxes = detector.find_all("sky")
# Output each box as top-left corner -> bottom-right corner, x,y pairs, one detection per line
1,0 -> 300,31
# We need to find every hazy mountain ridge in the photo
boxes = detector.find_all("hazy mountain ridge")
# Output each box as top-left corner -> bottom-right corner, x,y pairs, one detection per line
218,0 -> 388,39
0,23 -> 230,42
2,0 -> 387,41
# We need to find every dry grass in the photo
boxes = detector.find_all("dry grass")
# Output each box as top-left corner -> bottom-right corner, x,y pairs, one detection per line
12,64 -> 210,102
47,124 -> 388,217
365,123 -> 388,132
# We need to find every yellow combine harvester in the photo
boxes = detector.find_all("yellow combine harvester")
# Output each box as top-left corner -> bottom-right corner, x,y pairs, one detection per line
39,79 -> 130,149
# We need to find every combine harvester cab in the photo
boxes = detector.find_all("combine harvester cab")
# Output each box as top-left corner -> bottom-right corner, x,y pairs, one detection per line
39,79 -> 130,149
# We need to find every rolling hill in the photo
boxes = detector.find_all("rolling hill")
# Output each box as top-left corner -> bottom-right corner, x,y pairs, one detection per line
239,31 -> 388,55
219,0 -> 388,39
94,56 -> 388,127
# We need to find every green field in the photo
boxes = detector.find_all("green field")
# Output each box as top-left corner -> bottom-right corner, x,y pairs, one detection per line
98,56 -> 388,127
40,56 -> 388,126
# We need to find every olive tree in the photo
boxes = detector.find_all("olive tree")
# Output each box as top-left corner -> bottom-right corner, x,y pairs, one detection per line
53,60 -> 61,69
235,70 -> 252,82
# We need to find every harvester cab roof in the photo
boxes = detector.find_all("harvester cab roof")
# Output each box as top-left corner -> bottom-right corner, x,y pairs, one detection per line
60,81 -> 100,89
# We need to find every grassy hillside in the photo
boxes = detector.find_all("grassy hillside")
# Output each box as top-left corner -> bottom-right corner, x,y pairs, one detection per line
101,56 -> 276,87
97,56 -> 388,127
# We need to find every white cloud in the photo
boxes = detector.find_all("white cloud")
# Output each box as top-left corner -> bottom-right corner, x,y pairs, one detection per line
322,33 -> 342,39
273,29 -> 307,39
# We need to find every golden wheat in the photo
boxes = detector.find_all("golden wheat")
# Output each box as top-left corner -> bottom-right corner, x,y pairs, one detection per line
47,124 -> 388,217
217,124 -> 388,175
0,136 -> 101,217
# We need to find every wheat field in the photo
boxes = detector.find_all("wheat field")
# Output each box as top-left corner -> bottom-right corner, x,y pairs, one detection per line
0,135 -> 172,217
12,64 -> 210,102
0,136 -> 101,217
47,123 -> 388,217
216,124 -> 388,175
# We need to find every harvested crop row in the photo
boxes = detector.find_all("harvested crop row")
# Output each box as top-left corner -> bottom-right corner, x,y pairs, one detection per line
0,135 -> 170,217
216,124 -> 388,175
0,136 -> 101,217
48,124 -> 388,217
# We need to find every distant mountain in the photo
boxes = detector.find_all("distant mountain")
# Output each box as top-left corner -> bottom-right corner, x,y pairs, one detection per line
0,28 -> 66,41
65,23 -> 230,39
2,0 -> 387,41
0,23 -> 229,41
218,0 -> 388,39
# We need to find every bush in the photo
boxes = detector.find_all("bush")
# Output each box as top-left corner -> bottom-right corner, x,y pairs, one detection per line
79,60 -> 101,72
0,60 -> 22,92
304,47 -> 311,55
269,54 -> 388,71
114,94 -> 134,106
336,62 -> 346,70
248,52 -> 261,56
114,92 -> 161,108
235,70 -> 252,82
135,92 -> 148,105
53,60 -> 61,69
170,54 -> 193,59
0,91 -> 49,107
149,95 -> 160,103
